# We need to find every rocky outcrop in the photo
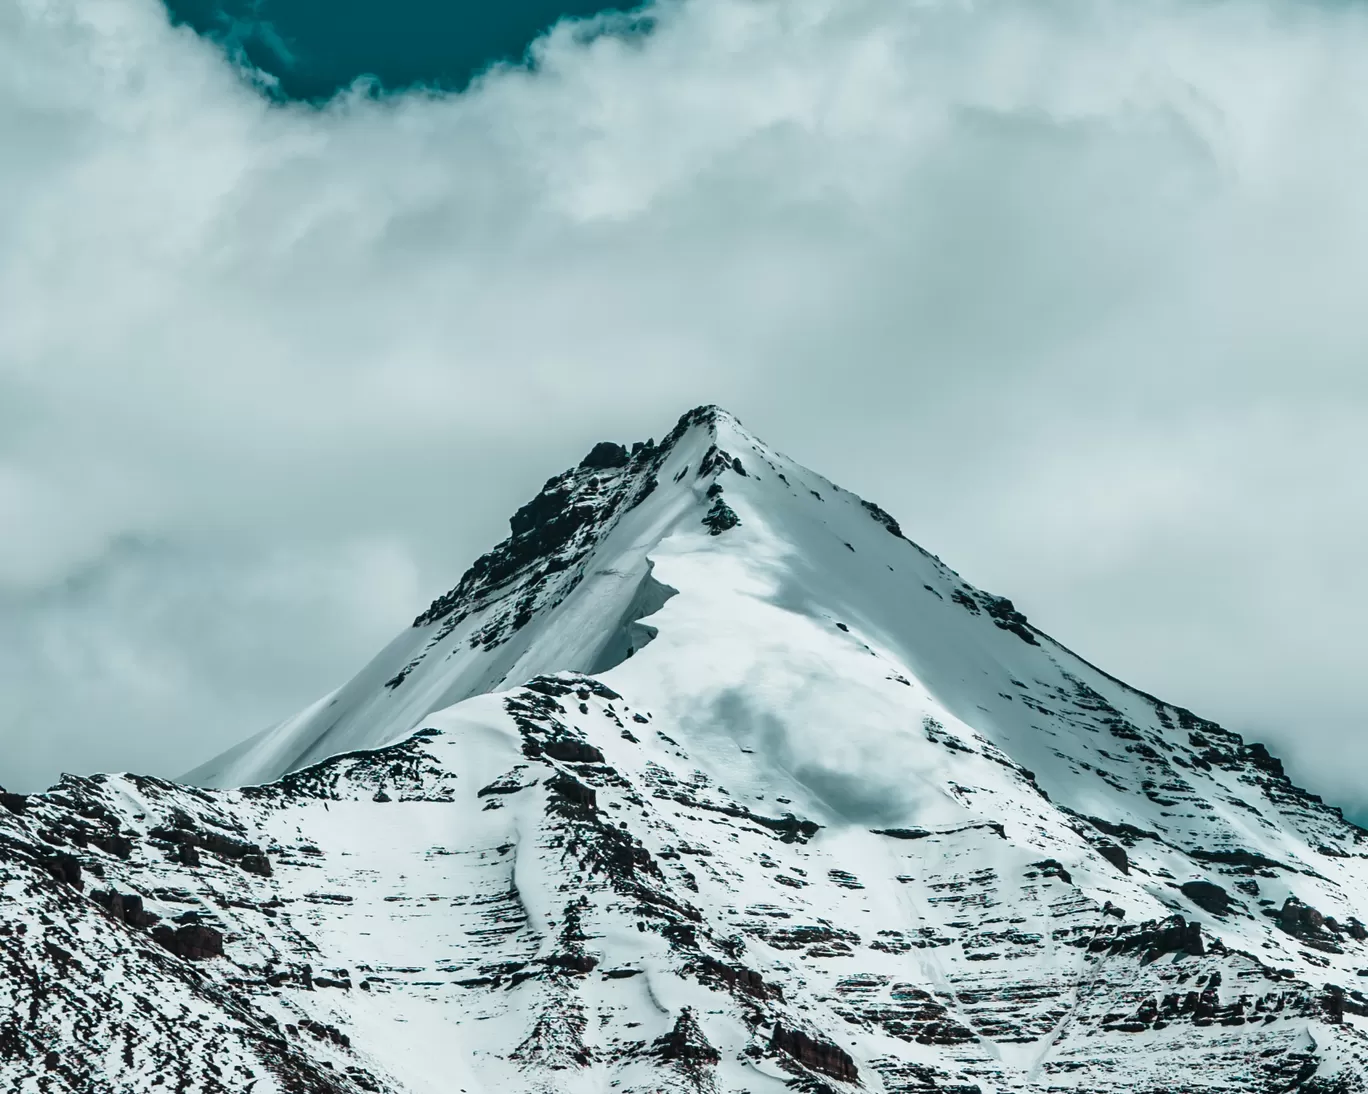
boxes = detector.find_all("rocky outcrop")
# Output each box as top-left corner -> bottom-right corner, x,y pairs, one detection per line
701,495 -> 740,535
149,813 -> 271,876
580,442 -> 630,471
1180,880 -> 1232,917
541,738 -> 606,764
406,422 -> 687,641
43,851 -> 83,889
542,952 -> 598,975
1283,896 -> 1326,935
697,956 -> 781,1001
977,594 -> 1039,645
769,1024 -> 859,1083
547,773 -> 597,817
240,852 -> 273,877
1274,896 -> 1359,952
91,889 -> 159,928
1098,843 -> 1130,874
151,924 -> 223,961
655,1009 -> 720,1066
1141,915 -> 1205,958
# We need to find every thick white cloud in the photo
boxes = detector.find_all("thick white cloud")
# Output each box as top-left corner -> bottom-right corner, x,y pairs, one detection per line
3,0 -> 1368,809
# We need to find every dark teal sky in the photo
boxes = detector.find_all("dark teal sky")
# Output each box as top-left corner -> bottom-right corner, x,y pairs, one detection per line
165,0 -> 634,100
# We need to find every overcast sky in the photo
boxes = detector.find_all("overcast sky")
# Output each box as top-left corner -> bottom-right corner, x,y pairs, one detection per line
3,0 -> 1368,821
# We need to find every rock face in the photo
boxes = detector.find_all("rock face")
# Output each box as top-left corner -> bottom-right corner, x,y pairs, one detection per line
769,1023 -> 859,1082
152,924 -> 224,960
7,406 -> 1368,1093
91,889 -> 160,928
655,1009 -> 720,1067
1180,880 -> 1233,917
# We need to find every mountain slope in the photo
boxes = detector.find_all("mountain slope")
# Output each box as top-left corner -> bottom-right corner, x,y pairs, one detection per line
6,405 -> 1368,1093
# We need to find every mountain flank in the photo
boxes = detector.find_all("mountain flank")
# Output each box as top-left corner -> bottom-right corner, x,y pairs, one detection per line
5,405 -> 1368,1093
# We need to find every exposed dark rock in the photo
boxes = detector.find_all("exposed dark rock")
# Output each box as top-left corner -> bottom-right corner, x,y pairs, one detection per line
410,417 -> 696,637
769,1023 -> 858,1083
547,774 -> 597,817
874,827 -> 934,840
298,1018 -> 350,1048
1189,848 -> 1289,873
240,853 -> 273,877
44,852 -> 83,889
860,498 -> 905,539
1167,917 -> 1206,957
1080,814 -> 1163,844
873,821 -> 1005,842
655,1009 -> 720,1066
951,588 -> 980,614
696,443 -> 735,478
589,825 -> 658,881
1284,896 -> 1326,935
478,772 -> 536,797
1097,914 -> 1204,960
1180,880 -> 1233,917
1324,984 -> 1345,1024
579,442 -> 630,471
697,956 -> 781,1000
978,595 -> 1038,645
748,812 -> 821,844
1275,897 -> 1346,954
701,496 -> 740,535
543,952 -> 598,975
0,791 -> 28,815
1243,742 -> 1285,777
149,816 -> 275,877
152,923 -> 223,961
1098,843 -> 1130,874
542,738 -> 606,764
151,822 -> 263,863
523,674 -> 620,702
88,831 -> 133,859
1030,859 -> 1072,884
91,889 -> 159,928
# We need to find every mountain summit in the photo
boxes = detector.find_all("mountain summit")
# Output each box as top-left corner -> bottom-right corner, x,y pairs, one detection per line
4,405 -> 1368,1092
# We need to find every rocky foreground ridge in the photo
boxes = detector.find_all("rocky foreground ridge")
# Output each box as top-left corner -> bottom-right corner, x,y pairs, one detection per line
5,406 -> 1368,1093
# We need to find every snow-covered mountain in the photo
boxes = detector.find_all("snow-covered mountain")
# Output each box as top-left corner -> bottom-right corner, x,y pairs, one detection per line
5,405 -> 1368,1093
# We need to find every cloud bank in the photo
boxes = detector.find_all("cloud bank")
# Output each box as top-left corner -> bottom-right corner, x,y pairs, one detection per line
3,0 -> 1368,813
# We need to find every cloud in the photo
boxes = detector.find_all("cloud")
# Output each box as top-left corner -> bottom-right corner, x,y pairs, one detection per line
3,0 -> 1368,813
0,536 -> 418,785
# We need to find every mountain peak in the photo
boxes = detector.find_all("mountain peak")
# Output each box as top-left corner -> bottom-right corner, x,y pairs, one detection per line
411,404 -> 752,636
575,404 -> 742,470
10,404 -> 1368,1092
187,403 -> 769,786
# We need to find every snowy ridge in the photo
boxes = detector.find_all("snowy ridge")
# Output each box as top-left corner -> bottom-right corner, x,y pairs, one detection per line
186,408 -> 715,789
5,405 -> 1368,1092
